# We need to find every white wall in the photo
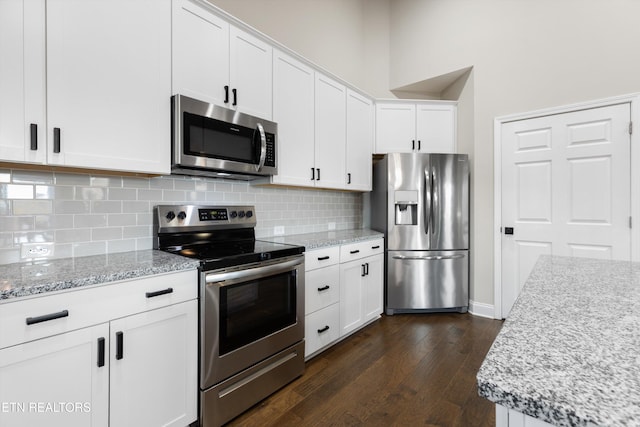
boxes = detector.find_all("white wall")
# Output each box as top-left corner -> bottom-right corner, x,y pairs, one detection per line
389,0 -> 640,305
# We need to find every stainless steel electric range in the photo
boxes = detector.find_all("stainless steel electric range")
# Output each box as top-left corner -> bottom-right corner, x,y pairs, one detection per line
154,205 -> 305,427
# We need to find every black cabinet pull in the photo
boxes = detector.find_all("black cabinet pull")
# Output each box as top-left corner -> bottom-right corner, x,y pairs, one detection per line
53,128 -> 61,153
361,264 -> 366,277
317,285 -> 330,292
317,168 -> 320,181
232,88 -> 237,106
116,331 -> 124,360
347,173 -> 351,184
418,140 -> 421,150
145,287 -> 173,298
97,337 -> 105,368
26,309 -> 69,325
317,325 -> 330,334
317,256 -> 330,261
371,245 -> 380,250
311,167 -> 315,180
30,123 -> 38,150
224,85 -> 229,103
350,249 -> 360,254
412,139 -> 415,150
365,262 -> 369,276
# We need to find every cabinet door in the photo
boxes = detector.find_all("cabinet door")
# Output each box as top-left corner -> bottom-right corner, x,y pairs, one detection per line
0,0 -> 46,164
229,26 -> 273,120
339,259 -> 365,337
315,73 -> 346,190
46,0 -> 171,174
172,0 -> 230,106
109,300 -> 198,427
345,90 -> 374,191
272,49 -> 315,186
363,254 -> 384,322
0,324 -> 109,427
416,103 -> 457,153
375,102 -> 416,153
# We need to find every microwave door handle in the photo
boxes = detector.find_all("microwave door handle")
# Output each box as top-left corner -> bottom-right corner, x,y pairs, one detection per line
255,123 -> 267,172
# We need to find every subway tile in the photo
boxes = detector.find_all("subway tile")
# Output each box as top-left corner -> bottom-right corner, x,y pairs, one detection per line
0,216 -> 34,232
0,248 -> 20,264
12,170 -> 54,184
223,192 -> 241,202
0,200 -> 10,215
107,239 -> 137,254
1,184 -> 34,199
0,169 -> 10,183
0,233 -> 13,248
108,187 -> 137,201
75,187 -> 107,201
149,176 -> 174,190
92,227 -> 123,241
136,213 -> 153,227
91,175 -> 123,188
215,182 -> 233,193
108,213 -> 137,227
122,200 -> 150,213
55,172 -> 90,186
35,214 -> 74,230
136,237 -> 153,250
72,241 -> 106,257
123,225 -> 151,239
162,190 -> 185,201
13,200 -> 53,215
137,189 -> 163,201
13,231 -> 54,244
56,228 -> 91,243
74,214 -> 108,228
122,177 -> 150,189
53,243 -> 73,259
54,200 -> 90,214
173,179 -> 196,191
91,200 -> 122,214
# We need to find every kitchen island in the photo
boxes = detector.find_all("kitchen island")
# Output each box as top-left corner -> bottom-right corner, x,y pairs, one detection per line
477,255 -> 640,427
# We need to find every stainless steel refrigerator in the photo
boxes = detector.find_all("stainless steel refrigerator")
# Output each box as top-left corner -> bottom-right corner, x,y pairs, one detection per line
371,153 -> 469,314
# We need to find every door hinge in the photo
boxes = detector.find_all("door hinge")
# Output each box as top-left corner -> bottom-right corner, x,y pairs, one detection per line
629,121 -> 633,135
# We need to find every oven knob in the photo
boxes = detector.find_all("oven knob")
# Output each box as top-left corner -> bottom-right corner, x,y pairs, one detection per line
165,211 -> 176,221
238,211 -> 246,218
246,210 -> 253,218
230,211 -> 238,219
177,211 -> 187,220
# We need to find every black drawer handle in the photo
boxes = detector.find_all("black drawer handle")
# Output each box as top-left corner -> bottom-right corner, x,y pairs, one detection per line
30,123 -> 38,150
350,250 -> 360,254
97,337 -> 105,368
317,325 -> 330,334
224,85 -> 229,103
26,309 -> 69,325
116,331 -> 124,360
317,285 -> 330,292
145,287 -> 173,298
53,127 -> 61,153
317,256 -> 330,261
371,245 -> 380,249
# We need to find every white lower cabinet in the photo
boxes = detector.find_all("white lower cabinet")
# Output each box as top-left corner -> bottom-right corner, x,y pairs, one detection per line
496,405 -> 554,427
304,238 -> 384,359
0,270 -> 198,427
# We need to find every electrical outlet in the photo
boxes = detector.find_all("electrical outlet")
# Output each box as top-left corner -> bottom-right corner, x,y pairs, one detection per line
21,242 -> 55,259
274,226 -> 285,236
328,222 -> 336,230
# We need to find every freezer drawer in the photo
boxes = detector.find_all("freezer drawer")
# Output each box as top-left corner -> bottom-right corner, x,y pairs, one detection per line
386,250 -> 468,314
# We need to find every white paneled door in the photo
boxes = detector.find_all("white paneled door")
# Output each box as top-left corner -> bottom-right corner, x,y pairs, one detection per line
501,103 -> 631,317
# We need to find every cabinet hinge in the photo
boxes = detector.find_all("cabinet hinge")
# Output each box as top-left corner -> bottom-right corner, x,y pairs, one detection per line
629,121 -> 633,135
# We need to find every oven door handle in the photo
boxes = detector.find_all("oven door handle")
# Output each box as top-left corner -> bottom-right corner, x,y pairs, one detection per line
205,257 -> 303,285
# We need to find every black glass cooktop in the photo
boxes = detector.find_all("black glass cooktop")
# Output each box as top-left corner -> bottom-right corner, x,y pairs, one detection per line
165,239 -> 304,270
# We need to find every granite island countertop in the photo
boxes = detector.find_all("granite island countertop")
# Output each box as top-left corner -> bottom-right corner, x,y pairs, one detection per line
264,228 -> 383,250
0,250 -> 200,303
477,255 -> 640,426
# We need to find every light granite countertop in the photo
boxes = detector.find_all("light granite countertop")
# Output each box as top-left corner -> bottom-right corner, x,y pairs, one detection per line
477,255 -> 640,426
0,250 -> 200,303
264,228 -> 383,250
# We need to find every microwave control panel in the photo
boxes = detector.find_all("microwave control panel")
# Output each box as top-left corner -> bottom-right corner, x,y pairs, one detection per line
265,133 -> 276,167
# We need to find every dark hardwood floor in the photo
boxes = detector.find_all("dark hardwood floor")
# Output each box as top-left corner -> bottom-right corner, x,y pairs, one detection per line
228,313 -> 503,427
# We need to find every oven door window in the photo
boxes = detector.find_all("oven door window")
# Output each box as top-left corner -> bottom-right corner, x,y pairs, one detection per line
219,270 -> 297,355
183,112 -> 259,164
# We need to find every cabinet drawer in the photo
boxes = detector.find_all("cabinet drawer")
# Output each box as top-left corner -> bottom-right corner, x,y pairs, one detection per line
0,270 -> 197,349
340,238 -> 384,263
305,264 -> 339,314
304,303 -> 340,358
305,246 -> 340,271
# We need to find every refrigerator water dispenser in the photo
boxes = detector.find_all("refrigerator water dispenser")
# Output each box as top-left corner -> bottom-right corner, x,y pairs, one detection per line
394,190 -> 418,225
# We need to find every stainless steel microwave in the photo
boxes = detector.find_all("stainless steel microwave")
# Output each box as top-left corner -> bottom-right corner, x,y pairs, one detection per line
171,95 -> 277,180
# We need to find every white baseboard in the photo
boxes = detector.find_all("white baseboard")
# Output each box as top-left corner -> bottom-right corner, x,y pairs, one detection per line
469,300 -> 495,319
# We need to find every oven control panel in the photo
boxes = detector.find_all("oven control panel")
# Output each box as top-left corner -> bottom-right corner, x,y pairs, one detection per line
155,205 -> 256,232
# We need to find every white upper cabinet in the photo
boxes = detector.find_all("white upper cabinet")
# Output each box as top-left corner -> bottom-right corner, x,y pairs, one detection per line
345,90 -> 374,191
0,0 -> 171,175
314,73 -> 347,190
272,49 -> 315,187
375,101 -> 457,154
0,0 -> 46,165
172,0 -> 273,120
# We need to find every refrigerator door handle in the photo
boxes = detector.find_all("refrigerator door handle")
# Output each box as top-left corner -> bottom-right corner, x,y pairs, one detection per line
424,168 -> 432,235
392,254 -> 465,261
430,167 -> 437,235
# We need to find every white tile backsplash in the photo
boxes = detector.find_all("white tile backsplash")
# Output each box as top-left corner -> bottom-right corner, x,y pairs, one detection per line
0,168 -> 363,262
